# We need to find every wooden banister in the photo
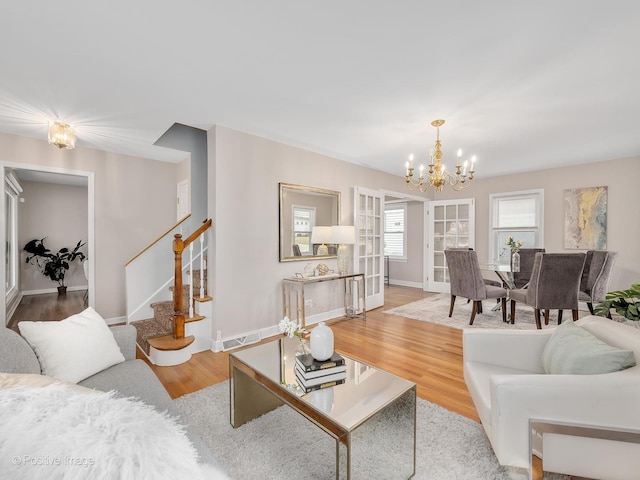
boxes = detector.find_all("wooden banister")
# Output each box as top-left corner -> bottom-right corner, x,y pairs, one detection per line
172,218 -> 213,339
184,218 -> 213,246
125,214 -> 191,266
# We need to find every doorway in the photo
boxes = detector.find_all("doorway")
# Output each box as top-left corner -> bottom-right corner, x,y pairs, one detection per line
382,190 -> 429,291
1,163 -> 94,326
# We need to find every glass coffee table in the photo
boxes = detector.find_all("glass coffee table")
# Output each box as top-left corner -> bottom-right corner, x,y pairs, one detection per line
229,337 -> 416,479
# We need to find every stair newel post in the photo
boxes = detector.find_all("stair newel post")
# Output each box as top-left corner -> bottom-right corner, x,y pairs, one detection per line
199,233 -> 205,298
173,233 -> 185,339
189,242 -> 194,318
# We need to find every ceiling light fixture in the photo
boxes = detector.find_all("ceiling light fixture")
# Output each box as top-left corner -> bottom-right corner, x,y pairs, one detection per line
48,121 -> 76,149
405,119 -> 476,192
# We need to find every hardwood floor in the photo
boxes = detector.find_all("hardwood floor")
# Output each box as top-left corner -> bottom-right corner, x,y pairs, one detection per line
141,285 -> 480,422
7,286 -> 478,422
7,290 -> 86,331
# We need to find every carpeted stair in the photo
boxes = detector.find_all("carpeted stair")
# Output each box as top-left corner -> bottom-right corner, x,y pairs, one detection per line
133,283 -> 193,355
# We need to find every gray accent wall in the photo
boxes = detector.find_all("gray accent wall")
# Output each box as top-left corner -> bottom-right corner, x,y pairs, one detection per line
154,123 -> 208,233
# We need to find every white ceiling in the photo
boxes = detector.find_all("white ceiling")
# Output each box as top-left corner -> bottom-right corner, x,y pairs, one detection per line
1,1 -> 638,179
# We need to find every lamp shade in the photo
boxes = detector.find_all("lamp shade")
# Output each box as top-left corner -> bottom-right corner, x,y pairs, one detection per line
311,226 -> 332,244
331,225 -> 355,245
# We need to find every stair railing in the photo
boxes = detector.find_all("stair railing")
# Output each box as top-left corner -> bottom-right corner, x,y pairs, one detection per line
173,218 -> 212,339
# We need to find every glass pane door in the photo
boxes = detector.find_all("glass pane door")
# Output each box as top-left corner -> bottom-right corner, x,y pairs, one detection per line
354,186 -> 384,309
428,198 -> 475,293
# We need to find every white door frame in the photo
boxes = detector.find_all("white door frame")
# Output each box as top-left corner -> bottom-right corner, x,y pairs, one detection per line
0,162 -> 95,325
427,198 -> 476,293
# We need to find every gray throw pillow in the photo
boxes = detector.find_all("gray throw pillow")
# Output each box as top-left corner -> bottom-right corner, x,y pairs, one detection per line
541,320 -> 636,374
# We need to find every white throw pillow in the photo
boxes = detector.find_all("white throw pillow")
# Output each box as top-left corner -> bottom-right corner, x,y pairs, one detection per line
541,320 -> 636,374
18,307 -> 125,383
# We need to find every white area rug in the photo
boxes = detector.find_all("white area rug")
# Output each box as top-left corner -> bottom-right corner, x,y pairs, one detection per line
383,293 -> 592,330
175,381 -> 567,480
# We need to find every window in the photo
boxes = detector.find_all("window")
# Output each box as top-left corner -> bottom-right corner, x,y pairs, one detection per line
489,189 -> 544,264
292,205 -> 315,255
384,204 -> 406,259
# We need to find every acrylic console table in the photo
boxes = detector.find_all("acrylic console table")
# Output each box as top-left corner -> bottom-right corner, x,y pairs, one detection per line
282,273 -> 366,328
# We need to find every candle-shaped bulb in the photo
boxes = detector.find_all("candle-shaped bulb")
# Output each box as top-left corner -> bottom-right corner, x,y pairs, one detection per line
409,153 -> 414,163
456,148 -> 462,166
463,160 -> 468,176
470,155 -> 477,172
429,148 -> 434,160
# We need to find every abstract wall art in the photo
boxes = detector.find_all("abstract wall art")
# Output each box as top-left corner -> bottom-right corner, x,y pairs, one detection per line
563,186 -> 608,249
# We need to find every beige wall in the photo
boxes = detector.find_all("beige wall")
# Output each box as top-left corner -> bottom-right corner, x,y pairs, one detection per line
20,181 -> 88,291
208,126 -> 408,339
433,156 -> 640,290
1,133 -> 179,320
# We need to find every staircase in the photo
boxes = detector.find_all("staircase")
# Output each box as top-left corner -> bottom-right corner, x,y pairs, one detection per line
127,218 -> 213,366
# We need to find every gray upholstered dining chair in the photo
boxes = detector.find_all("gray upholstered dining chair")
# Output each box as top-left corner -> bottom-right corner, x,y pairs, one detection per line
509,252 -> 586,329
511,248 -> 545,288
580,250 -> 618,315
445,249 -> 508,325
449,247 -> 502,288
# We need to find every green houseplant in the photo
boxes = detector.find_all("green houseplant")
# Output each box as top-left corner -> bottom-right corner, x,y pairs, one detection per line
594,283 -> 640,321
24,238 -> 86,295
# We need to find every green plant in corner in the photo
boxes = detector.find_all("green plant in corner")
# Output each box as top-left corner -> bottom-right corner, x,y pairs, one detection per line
24,238 -> 86,294
594,283 -> 640,321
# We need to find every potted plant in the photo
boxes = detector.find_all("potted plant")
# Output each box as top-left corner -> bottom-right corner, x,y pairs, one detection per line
594,283 -> 640,321
24,238 -> 87,295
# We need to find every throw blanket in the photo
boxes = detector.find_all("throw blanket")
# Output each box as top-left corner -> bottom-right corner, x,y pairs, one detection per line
0,383 -> 216,480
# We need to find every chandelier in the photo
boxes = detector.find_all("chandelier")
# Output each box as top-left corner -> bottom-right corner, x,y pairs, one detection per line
48,121 -> 76,149
404,119 -> 476,192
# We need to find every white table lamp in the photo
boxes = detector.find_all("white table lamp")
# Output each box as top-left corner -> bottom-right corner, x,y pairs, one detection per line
311,226 -> 332,256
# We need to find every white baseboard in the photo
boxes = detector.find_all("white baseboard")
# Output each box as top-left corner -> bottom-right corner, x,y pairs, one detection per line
389,279 -> 424,289
22,286 -> 88,296
304,308 -> 345,326
211,308 -> 350,353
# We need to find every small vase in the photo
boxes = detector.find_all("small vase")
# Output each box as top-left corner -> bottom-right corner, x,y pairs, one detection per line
310,322 -> 334,361
295,338 -> 309,357
57,286 -> 67,296
511,251 -> 520,273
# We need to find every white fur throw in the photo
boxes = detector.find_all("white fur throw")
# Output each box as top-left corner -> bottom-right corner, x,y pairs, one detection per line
0,384 -> 223,480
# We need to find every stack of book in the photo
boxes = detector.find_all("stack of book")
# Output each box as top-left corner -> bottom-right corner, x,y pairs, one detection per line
295,352 -> 347,393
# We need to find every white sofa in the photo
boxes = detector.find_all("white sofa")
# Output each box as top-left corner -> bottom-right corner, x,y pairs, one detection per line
463,315 -> 640,479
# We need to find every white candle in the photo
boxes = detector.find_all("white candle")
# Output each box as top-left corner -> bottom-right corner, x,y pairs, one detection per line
470,155 -> 477,172
457,148 -> 462,166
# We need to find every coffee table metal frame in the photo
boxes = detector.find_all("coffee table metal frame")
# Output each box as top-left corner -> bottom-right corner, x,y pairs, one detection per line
229,338 -> 416,479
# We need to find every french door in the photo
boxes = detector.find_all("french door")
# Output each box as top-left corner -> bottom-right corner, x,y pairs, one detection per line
427,198 -> 475,293
354,186 -> 384,309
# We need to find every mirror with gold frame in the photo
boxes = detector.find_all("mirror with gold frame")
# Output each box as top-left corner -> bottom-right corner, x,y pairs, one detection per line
279,183 -> 341,262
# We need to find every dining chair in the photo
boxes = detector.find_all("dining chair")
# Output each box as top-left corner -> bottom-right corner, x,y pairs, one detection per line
511,248 -> 545,288
444,249 -> 508,325
449,247 -> 502,288
579,250 -> 617,315
509,253 -> 586,329
292,244 -> 302,256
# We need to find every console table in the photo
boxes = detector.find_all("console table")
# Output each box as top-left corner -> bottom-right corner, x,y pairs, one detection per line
282,273 -> 366,328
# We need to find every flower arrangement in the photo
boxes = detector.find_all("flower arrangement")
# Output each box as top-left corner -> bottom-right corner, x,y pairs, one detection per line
505,236 -> 524,254
278,316 -> 309,354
